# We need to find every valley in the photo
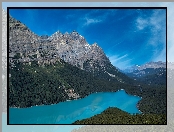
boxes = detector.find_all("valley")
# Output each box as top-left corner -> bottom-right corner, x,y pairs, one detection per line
8,11 -> 166,124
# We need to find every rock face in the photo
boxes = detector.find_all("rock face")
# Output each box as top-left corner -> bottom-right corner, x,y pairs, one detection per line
9,15 -> 40,54
9,15 -> 41,66
48,30 -> 110,71
9,15 -> 111,72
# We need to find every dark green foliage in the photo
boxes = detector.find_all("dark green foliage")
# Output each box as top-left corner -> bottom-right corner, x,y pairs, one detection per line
13,53 -> 21,59
138,70 -> 166,86
9,59 -> 125,108
126,68 -> 166,87
73,107 -> 166,124
124,68 -> 167,114
9,58 -> 166,119
9,61 -> 68,108
137,86 -> 166,114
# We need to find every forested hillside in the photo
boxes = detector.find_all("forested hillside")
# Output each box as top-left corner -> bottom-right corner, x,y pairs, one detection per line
9,57 -> 166,116
73,107 -> 166,124
9,57 -> 134,108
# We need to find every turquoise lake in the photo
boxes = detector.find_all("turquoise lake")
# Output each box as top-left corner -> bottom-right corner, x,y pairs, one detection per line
9,89 -> 141,124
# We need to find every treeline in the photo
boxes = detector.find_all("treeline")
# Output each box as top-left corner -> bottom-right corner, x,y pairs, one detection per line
73,107 -> 166,124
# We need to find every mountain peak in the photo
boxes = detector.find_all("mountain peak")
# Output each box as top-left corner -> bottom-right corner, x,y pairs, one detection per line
92,42 -> 98,46
9,14 -> 115,73
64,31 -> 69,35
56,30 -> 61,33
72,30 -> 78,33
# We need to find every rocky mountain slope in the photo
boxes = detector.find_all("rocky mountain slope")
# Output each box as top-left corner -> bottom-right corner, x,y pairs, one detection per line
9,15 -> 112,74
9,15 -> 40,55
9,14 -> 132,84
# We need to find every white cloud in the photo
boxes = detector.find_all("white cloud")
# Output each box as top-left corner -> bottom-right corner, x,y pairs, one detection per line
83,17 -> 102,26
136,9 -> 166,62
153,48 -> 166,62
136,9 -> 165,36
82,10 -> 116,27
136,17 -> 148,30
108,54 -> 132,70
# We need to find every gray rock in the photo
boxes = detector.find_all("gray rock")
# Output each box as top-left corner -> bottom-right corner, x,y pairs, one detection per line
9,15 -> 111,72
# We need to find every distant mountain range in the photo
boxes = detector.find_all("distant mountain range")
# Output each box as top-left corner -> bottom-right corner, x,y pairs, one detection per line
123,61 -> 166,86
124,61 -> 166,73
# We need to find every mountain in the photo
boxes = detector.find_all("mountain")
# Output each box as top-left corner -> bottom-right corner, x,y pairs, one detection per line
9,15 -> 40,54
9,15 -> 121,77
9,14 -> 135,108
9,13 -> 109,71
9,14 -> 133,85
124,61 -> 166,77
47,30 -> 112,73
124,61 -> 166,73
124,61 -> 166,86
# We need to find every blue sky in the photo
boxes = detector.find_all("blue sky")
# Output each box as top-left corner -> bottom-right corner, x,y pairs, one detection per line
9,8 -> 166,70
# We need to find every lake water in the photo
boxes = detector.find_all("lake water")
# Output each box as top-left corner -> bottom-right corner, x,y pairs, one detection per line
9,89 -> 141,124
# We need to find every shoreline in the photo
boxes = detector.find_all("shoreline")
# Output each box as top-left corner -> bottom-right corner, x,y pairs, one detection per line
10,88 -> 143,115
119,88 -> 143,114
